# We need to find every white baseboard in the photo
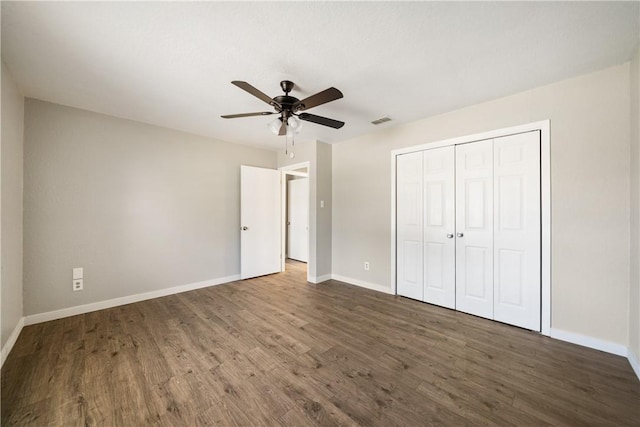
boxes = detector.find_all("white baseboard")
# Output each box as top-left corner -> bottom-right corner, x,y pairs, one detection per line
628,348 -> 640,381
24,274 -> 240,326
309,274 -> 332,284
330,274 -> 394,295
550,328 -> 628,357
1,316 -> 25,368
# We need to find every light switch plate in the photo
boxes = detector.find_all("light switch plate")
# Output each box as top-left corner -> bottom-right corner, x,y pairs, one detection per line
73,267 -> 83,280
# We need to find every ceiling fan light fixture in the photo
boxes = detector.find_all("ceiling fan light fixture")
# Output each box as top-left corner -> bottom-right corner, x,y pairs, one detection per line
287,116 -> 302,133
268,117 -> 282,134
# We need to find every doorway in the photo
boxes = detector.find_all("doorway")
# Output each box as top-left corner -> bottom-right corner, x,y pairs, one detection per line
287,176 -> 309,263
279,162 -> 310,281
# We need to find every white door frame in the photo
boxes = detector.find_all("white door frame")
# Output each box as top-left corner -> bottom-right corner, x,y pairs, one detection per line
279,161 -> 311,282
390,120 -> 551,336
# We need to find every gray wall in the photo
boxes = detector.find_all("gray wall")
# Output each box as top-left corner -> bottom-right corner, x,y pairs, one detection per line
630,44 -> 640,365
277,140 -> 332,281
1,62 -> 24,350
315,141 -> 332,278
23,99 -> 276,315
333,63 -> 631,346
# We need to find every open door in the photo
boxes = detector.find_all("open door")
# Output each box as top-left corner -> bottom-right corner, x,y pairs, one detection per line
241,165 -> 281,279
287,177 -> 309,262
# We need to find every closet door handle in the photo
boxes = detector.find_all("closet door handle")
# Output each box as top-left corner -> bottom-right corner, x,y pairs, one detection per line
456,233 -> 464,238
446,234 -> 454,239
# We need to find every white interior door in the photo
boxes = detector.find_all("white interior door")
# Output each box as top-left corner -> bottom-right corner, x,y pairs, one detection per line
287,178 -> 309,262
241,165 -> 281,280
396,152 -> 424,300
423,147 -> 456,309
455,140 -> 494,320
493,132 -> 541,330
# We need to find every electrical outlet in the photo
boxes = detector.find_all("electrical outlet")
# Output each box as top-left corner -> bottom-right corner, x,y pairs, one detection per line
73,279 -> 83,291
364,261 -> 370,271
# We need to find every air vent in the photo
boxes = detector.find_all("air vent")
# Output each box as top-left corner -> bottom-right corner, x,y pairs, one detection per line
371,116 -> 392,125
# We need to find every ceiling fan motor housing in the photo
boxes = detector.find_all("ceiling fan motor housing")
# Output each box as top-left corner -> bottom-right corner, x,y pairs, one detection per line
273,95 -> 301,114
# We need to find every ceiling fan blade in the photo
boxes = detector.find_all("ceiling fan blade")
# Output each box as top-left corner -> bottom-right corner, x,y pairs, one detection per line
298,113 -> 345,129
278,120 -> 287,136
231,81 -> 279,107
294,87 -> 343,111
221,112 -> 275,119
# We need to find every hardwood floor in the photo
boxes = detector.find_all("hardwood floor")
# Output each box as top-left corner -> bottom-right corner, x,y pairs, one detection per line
2,260 -> 639,426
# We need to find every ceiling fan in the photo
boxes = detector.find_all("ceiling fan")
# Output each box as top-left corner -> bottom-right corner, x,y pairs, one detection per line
221,80 -> 344,136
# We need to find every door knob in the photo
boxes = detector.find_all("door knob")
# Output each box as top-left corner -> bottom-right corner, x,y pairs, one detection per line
241,226 -> 248,231
446,234 -> 454,239
456,232 -> 464,238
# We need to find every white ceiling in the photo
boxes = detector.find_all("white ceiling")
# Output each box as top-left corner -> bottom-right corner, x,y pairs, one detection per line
2,2 -> 639,151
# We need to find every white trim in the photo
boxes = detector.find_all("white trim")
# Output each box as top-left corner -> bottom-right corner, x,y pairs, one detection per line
628,348 -> 640,381
285,170 -> 309,177
331,274 -> 394,295
308,273 -> 331,284
540,121 -> 551,336
24,274 -> 240,326
390,120 -> 551,336
390,121 -> 551,157
550,328 -> 627,357
278,161 -> 311,173
390,150 -> 397,301
1,316 -> 25,368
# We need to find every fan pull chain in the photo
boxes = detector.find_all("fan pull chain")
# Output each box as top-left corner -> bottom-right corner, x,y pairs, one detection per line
285,131 -> 295,158
283,121 -> 296,158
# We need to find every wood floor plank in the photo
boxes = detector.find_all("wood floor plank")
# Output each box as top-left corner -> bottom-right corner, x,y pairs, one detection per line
279,405 -> 325,427
319,343 -> 471,426
263,366 -> 358,427
193,395 -> 263,427
2,260 -> 639,426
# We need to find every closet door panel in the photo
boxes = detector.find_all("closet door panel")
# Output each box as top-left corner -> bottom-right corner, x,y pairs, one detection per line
396,152 -> 424,300
455,140 -> 494,320
493,132 -> 541,330
423,147 -> 456,309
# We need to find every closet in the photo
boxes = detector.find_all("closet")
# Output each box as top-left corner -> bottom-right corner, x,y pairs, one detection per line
396,131 -> 541,331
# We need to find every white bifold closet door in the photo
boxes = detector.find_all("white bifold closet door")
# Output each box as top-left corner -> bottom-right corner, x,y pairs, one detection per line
397,147 -> 456,306
396,131 -> 541,331
396,151 -> 424,300
493,132 -> 541,330
455,140 -> 495,319
423,146 -> 456,309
